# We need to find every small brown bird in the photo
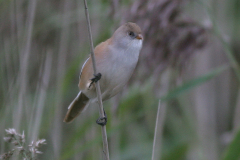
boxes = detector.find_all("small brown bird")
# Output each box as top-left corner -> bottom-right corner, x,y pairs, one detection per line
64,22 -> 143,124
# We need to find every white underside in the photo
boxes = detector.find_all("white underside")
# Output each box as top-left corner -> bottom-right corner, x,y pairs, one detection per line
81,39 -> 143,106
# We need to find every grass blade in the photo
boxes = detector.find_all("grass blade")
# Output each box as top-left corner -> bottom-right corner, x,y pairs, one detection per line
161,65 -> 229,101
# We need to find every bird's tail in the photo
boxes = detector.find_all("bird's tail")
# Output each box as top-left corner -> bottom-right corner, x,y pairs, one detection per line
64,92 -> 89,123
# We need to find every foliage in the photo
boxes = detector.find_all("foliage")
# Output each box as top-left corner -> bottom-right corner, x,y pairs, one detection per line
0,0 -> 240,160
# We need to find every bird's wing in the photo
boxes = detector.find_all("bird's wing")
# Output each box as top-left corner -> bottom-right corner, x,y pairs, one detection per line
79,57 -> 90,80
78,39 -> 111,91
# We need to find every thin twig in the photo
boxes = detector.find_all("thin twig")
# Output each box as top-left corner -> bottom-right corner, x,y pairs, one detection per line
83,0 -> 110,160
152,100 -> 161,160
151,99 -> 167,160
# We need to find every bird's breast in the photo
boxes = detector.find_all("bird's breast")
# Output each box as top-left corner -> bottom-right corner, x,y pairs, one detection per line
106,46 -> 139,79
97,45 -> 140,99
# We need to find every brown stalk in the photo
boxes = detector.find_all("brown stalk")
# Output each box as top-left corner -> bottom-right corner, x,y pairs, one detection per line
83,0 -> 110,160
151,100 -> 161,160
151,100 -> 167,160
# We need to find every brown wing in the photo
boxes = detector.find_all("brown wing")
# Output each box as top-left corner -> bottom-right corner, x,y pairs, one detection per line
78,39 -> 112,91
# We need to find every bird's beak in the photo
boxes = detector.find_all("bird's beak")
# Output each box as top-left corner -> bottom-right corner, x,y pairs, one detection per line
136,34 -> 143,40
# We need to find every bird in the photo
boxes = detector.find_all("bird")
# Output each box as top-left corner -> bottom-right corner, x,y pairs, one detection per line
63,22 -> 143,125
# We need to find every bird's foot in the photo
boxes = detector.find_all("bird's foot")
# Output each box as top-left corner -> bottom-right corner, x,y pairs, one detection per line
96,109 -> 107,126
89,73 -> 102,89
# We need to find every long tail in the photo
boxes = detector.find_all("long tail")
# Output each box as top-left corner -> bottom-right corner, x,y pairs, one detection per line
64,92 -> 89,123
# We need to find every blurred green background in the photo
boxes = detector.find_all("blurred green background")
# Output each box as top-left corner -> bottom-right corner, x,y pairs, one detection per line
1,0 -> 240,159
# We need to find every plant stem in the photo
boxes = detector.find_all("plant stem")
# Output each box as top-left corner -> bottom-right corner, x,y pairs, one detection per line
151,100 -> 161,160
13,136 -> 29,160
83,0 -> 110,160
196,0 -> 240,83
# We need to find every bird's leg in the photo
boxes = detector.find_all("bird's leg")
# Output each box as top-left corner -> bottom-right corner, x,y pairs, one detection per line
89,73 -> 102,89
89,73 -> 106,125
96,108 -> 107,126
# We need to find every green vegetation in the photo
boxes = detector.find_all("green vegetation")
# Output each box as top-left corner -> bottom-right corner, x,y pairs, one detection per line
0,0 -> 240,159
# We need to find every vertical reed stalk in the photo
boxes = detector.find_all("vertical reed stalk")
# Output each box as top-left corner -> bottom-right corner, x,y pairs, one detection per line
152,100 -> 160,160
196,0 -> 240,83
14,0 -> 38,130
31,51 -> 52,140
83,0 -> 110,160
52,1 -> 71,158
152,100 -> 164,160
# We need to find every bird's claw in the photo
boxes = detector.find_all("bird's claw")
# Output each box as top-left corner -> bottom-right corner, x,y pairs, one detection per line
89,73 -> 102,89
96,109 -> 107,126
96,116 -> 107,126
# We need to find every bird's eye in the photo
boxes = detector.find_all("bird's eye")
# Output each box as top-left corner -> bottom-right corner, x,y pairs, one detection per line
128,31 -> 135,38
